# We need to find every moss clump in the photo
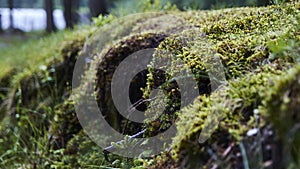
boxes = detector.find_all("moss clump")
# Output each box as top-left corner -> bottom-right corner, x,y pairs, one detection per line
74,2 -> 299,168
259,65 -> 300,167
0,29 -> 88,168
0,73 -> 12,121
172,65 -> 284,168
7,37 -> 85,136
142,2 -> 300,168
95,33 -> 167,134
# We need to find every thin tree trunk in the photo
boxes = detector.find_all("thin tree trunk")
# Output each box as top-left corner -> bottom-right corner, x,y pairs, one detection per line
8,0 -> 14,30
88,0 -> 107,18
63,0 -> 79,29
63,0 -> 72,28
256,0 -> 270,6
44,0 -> 56,32
0,13 -> 3,32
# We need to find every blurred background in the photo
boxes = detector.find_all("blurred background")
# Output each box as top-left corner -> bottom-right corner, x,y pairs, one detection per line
0,0 -> 285,49
0,0 -> 275,33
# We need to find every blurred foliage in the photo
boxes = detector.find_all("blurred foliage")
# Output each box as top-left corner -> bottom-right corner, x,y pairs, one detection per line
92,14 -> 116,27
0,27 -> 92,81
109,0 -> 177,17
0,0 -> 292,10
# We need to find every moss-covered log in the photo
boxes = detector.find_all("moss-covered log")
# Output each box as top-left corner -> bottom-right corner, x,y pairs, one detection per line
0,1 -> 299,168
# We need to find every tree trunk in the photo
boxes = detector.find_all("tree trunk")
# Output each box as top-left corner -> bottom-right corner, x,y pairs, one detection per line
62,0 -> 79,29
8,0 -> 14,30
256,0 -> 270,6
88,0 -> 107,18
0,13 -> 3,32
44,0 -> 56,32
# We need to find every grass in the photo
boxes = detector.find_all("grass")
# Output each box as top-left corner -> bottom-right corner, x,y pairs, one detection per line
0,27 -> 92,82
0,26 -> 92,168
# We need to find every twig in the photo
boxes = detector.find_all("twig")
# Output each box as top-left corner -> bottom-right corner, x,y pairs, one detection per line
222,142 -> 235,158
103,129 -> 147,161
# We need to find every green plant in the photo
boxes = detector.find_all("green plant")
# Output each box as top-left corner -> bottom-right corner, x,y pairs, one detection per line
270,0 -> 289,5
109,0 -> 177,17
92,14 -> 117,27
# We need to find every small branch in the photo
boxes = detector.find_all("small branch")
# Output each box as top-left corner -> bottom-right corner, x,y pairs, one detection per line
103,129 -> 147,161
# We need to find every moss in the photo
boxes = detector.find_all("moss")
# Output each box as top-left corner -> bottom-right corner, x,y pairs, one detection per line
94,33 -> 167,134
0,1 -> 299,168
259,65 -> 300,166
171,65 -> 283,168
0,72 -> 13,121
49,99 -> 81,149
0,29 -> 87,168
78,2 -> 299,168
53,131 -> 106,168
7,36 -> 85,122
143,2 -> 300,168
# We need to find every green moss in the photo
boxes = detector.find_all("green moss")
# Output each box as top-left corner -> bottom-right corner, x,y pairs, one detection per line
172,65 -> 282,161
143,2 -> 300,168
6,35 -> 85,128
259,65 -> 300,166
0,27 -> 88,168
1,1 -> 299,168
0,28 -> 92,82
94,33 -> 167,133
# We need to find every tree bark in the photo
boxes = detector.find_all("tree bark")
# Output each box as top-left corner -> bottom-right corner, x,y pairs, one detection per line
0,13 -> 3,32
256,0 -> 270,6
62,0 -> 79,29
8,0 -> 14,30
88,0 -> 107,18
44,0 -> 56,32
